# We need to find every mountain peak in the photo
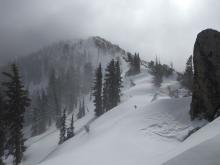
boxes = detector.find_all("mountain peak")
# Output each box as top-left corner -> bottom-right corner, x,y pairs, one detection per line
88,36 -> 126,55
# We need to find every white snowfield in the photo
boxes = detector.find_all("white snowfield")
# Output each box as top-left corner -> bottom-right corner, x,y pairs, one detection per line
21,69 -> 220,165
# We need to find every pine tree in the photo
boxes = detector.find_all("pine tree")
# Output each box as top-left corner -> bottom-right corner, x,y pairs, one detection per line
67,115 -> 74,139
150,57 -> 163,87
2,64 -> 31,165
103,60 -> 123,112
127,52 -> 133,63
59,109 -> 66,144
148,57 -> 174,87
134,53 -> 141,73
182,55 -> 193,91
127,53 -> 141,76
114,60 -> 123,105
0,90 -> 5,165
103,60 -> 116,111
93,64 -> 103,117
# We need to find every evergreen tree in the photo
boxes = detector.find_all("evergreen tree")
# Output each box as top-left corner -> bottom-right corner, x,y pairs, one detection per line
2,64 -> 31,165
103,60 -> 116,111
148,57 -> 174,87
93,64 -> 103,117
114,60 -> 123,105
0,91 -> 5,165
134,53 -> 141,73
149,57 -> 163,87
154,58 -> 163,87
59,109 -> 66,144
127,52 -> 133,63
67,115 -> 74,139
127,53 -> 141,76
103,60 -> 123,112
137,54 -> 141,73
182,55 -> 193,91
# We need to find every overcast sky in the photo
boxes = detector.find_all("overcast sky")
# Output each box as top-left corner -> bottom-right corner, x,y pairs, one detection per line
1,0 -> 220,71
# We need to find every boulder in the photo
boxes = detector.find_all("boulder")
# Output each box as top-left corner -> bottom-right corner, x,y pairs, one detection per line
190,29 -> 220,121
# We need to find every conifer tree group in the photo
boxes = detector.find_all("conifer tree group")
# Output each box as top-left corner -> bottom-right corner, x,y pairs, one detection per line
0,64 -> 31,165
59,109 -> 67,144
59,110 -> 75,144
114,61 -> 123,105
127,52 -> 141,76
67,115 -> 75,139
93,59 -> 123,116
148,57 -> 174,87
103,60 -> 116,111
150,57 -> 163,87
93,64 -> 103,117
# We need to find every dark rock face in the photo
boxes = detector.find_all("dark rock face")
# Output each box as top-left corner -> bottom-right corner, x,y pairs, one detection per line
190,29 -> 220,121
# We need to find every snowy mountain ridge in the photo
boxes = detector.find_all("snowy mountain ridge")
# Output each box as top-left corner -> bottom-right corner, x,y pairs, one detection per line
16,36 -> 129,93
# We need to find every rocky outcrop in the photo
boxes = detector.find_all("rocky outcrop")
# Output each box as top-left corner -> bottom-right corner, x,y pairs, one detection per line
190,29 -> 220,121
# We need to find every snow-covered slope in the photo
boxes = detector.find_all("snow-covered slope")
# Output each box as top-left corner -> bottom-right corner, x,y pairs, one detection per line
163,116 -> 220,165
15,59 -> 220,165
23,69 -> 205,165
19,95 -> 95,165
163,134 -> 220,165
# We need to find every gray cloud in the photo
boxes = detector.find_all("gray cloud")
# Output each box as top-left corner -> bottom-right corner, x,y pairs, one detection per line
0,0 -> 220,70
